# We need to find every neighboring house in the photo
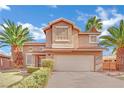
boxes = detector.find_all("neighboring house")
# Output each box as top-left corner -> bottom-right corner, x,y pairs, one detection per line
23,18 -> 104,72
0,54 -> 11,70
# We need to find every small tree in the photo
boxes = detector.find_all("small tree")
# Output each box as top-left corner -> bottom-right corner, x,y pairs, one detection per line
41,59 -> 54,71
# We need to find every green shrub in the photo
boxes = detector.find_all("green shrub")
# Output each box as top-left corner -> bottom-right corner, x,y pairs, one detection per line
27,66 -> 40,73
42,59 -> 54,71
13,67 -> 50,88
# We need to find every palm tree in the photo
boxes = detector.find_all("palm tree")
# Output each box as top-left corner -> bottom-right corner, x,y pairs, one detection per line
85,16 -> 103,32
99,20 -> 124,67
0,20 -> 32,69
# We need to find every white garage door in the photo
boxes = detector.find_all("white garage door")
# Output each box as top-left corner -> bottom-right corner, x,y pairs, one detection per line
54,55 -> 94,72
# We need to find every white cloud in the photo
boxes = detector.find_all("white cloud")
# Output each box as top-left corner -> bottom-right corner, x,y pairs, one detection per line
49,14 -> 54,17
48,5 -> 57,8
41,23 -> 47,27
98,7 -> 124,36
76,10 -> 95,22
0,49 -> 11,56
0,5 -> 11,11
96,7 -> 108,20
18,22 -> 46,40
111,8 -> 117,14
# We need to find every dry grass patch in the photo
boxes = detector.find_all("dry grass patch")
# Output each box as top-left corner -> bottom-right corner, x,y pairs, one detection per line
0,71 -> 23,88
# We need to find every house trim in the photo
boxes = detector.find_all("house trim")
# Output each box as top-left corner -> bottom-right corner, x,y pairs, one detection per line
79,32 -> 101,35
44,48 -> 104,52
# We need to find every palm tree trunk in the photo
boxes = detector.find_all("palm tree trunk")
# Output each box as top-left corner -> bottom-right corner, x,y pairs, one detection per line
11,45 -> 25,69
11,45 -> 16,67
116,48 -> 124,71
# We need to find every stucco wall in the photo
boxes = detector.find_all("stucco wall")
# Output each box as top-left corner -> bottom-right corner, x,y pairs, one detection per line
73,29 -> 79,48
78,34 -> 98,47
23,45 -> 45,53
46,29 -> 52,48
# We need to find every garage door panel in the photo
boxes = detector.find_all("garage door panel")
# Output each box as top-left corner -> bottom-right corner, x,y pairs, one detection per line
54,55 -> 94,72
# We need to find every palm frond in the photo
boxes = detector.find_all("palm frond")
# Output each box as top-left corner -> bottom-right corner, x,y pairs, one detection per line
99,40 -> 114,47
85,16 -> 102,31
0,19 -> 33,49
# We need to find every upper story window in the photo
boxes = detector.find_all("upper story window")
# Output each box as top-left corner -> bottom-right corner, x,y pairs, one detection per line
55,26 -> 68,41
89,35 -> 98,43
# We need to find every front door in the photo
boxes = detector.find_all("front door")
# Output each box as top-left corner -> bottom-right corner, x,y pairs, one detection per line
35,55 -> 46,67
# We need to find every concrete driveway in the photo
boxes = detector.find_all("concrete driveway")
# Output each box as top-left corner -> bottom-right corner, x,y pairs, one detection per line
47,72 -> 124,88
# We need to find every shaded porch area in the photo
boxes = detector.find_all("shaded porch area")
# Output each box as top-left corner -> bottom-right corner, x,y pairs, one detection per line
34,54 -> 46,67
25,53 -> 46,67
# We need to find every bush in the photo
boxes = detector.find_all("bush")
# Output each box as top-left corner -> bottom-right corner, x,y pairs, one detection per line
42,59 -> 54,71
13,67 -> 50,88
27,66 -> 40,73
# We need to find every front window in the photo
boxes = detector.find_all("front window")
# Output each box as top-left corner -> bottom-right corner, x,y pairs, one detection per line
55,26 -> 68,41
26,54 -> 34,66
89,35 -> 98,43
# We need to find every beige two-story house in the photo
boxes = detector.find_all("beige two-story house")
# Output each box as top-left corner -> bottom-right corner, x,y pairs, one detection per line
23,18 -> 104,72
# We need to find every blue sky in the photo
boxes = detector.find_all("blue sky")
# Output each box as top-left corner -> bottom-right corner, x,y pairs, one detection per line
0,5 -> 124,55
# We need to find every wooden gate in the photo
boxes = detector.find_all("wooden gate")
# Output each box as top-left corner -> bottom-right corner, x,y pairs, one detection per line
117,55 -> 124,71
103,55 -> 124,71
103,62 -> 117,71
